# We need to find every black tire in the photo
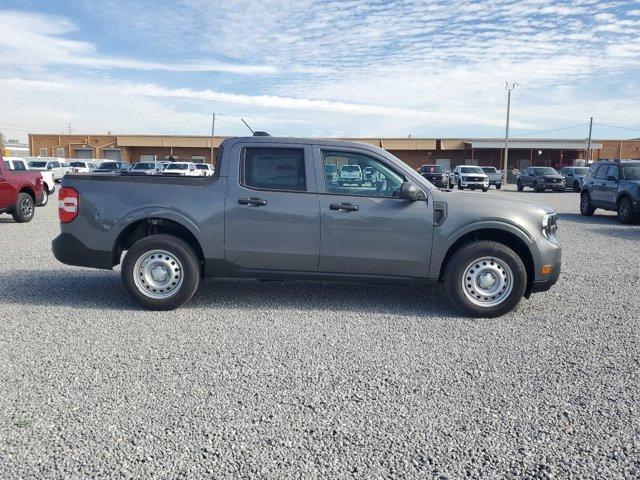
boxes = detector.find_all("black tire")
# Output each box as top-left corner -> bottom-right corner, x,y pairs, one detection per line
444,240 -> 527,318
517,181 -> 524,192
617,196 -> 636,224
37,187 -> 49,207
496,184 -> 502,190
121,234 -> 201,310
11,192 -> 35,223
482,187 -> 488,192
533,181 -> 542,192
573,181 -> 580,192
580,192 -> 596,216
458,180 -> 464,190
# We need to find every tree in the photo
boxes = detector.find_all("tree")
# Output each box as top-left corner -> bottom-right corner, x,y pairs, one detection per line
0,130 -> 5,153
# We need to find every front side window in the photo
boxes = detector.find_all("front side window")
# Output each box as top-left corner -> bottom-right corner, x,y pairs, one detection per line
595,165 -> 609,180
322,150 -> 404,198
241,148 -> 306,191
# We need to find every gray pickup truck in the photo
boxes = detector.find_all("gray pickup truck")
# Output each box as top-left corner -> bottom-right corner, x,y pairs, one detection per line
53,136 -> 561,317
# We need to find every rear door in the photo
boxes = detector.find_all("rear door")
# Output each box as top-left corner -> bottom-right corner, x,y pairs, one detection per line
314,146 -> 433,278
0,161 -> 16,206
224,143 -> 320,271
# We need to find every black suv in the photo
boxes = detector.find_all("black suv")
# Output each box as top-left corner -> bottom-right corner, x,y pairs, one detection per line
580,160 -> 640,224
517,166 -> 566,192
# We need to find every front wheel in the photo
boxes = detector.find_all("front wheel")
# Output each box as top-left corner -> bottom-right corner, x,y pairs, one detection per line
533,181 -> 542,192
580,192 -> 596,216
517,181 -> 524,192
458,180 -> 464,190
482,187 -> 488,192
495,184 -> 502,190
617,197 -> 636,224
573,181 -> 580,192
11,193 -> 35,223
121,234 -> 201,310
444,241 -> 527,318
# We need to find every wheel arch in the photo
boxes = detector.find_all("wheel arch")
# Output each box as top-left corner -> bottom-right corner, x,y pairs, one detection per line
18,186 -> 36,202
113,217 -> 205,273
437,226 -> 536,297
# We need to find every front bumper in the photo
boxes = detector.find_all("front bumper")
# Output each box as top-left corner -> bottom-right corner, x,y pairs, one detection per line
461,181 -> 489,188
530,259 -> 562,293
52,233 -> 113,269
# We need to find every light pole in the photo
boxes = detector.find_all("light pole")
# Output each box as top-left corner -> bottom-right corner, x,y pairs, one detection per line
503,82 -> 517,184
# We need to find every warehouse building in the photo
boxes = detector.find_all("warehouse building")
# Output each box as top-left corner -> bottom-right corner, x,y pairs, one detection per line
27,133 -> 640,171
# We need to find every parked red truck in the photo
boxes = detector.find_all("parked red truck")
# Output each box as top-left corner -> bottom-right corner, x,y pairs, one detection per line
0,157 -> 43,223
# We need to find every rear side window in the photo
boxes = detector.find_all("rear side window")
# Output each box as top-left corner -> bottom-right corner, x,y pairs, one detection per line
241,148 -> 306,191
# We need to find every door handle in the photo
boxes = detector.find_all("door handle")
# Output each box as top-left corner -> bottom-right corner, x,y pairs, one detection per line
0,178 -> 6,182
330,203 -> 359,212
238,197 -> 267,207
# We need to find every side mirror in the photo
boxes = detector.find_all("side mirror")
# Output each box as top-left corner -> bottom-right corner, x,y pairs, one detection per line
398,182 -> 422,201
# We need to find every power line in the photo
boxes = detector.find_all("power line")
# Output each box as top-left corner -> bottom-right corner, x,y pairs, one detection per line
512,123 -> 589,137
593,122 -> 640,134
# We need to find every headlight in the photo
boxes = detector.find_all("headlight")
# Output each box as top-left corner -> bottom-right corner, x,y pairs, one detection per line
541,213 -> 558,239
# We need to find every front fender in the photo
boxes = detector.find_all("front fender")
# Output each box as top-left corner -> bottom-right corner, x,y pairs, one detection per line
428,219 -> 537,279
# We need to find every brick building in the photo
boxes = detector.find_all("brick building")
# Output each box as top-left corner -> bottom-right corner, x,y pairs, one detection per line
28,133 -> 640,171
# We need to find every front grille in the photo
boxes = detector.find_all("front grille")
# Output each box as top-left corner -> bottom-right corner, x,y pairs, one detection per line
464,176 -> 483,182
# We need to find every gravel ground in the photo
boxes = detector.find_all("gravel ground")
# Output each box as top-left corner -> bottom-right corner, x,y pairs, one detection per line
0,186 -> 638,479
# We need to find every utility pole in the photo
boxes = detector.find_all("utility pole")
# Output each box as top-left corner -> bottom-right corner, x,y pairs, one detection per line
586,116 -> 593,166
210,113 -> 216,164
67,123 -> 72,134
503,82 -> 517,184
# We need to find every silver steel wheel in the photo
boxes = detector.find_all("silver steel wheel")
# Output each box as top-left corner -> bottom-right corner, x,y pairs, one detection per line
133,249 -> 183,299
20,197 -> 34,218
461,256 -> 514,307
619,200 -> 630,220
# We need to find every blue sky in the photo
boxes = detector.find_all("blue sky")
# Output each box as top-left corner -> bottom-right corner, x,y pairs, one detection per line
1,0 -> 640,140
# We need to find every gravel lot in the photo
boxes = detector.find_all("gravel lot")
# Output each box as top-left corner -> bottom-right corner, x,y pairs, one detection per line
1,186 -> 638,479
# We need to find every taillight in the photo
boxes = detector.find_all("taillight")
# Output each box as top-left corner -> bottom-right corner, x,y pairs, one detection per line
58,187 -> 79,223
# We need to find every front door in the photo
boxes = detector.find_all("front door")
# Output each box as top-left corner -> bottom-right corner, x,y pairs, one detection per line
601,164 -> 620,208
315,147 -> 433,278
0,163 -> 15,206
591,164 -> 610,205
224,144 -> 320,272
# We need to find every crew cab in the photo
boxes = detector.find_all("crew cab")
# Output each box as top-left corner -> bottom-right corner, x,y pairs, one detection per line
27,158 -> 67,182
418,164 -> 449,188
4,157 -> 55,206
52,137 -> 561,318
580,160 -> 640,224
0,158 -> 43,222
481,167 -> 503,189
451,166 -> 489,191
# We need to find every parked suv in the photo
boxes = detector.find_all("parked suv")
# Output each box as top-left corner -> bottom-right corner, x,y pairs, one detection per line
580,160 -> 640,224
517,167 -> 566,192
451,166 -> 489,191
560,166 -> 589,192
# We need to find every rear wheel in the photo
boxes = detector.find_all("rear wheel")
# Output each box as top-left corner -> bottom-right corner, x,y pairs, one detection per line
617,196 -> 636,224
444,241 -> 527,318
580,192 -> 596,216
122,234 -> 201,310
11,193 -> 35,223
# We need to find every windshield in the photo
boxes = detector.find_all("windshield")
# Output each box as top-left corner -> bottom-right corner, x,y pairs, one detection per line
420,165 -> 444,173
132,163 -> 155,169
324,165 -> 336,172
98,162 -> 120,170
622,164 -> 640,180
70,162 -> 86,167
166,164 -> 188,170
482,167 -> 497,173
532,167 -> 558,175
29,161 -> 47,168
460,166 -> 483,174
573,167 -> 588,174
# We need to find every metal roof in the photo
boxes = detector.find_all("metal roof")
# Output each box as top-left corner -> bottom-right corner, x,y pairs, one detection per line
468,140 -> 603,150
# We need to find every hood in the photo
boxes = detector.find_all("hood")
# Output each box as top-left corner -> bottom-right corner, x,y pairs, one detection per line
539,174 -> 563,180
439,190 -> 554,221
